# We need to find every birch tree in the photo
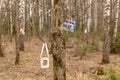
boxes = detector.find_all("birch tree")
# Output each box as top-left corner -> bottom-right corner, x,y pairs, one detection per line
9,0 -> 13,42
87,0 -> 92,32
18,0 -> 25,51
102,0 -> 110,64
109,0 -> 120,53
114,0 -> 120,38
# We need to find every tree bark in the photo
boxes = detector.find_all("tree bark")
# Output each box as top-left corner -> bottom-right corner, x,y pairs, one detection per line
15,0 -> 20,65
0,23 -> 4,57
25,0 -> 31,40
9,0 -> 13,42
50,31 -> 66,80
18,0 -> 25,51
0,0 -> 4,57
97,0 -> 104,32
50,0 -> 66,80
102,0 -> 110,64
109,0 -> 120,53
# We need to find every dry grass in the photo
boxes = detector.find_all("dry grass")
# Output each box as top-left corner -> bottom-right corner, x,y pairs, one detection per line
0,38 -> 120,80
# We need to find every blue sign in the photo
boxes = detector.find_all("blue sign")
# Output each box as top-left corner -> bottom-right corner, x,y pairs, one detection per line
63,19 -> 76,32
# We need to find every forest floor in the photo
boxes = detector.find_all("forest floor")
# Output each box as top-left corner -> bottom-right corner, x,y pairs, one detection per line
0,37 -> 120,80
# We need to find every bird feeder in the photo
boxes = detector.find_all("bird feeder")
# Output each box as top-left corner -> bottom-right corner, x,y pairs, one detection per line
40,42 -> 49,68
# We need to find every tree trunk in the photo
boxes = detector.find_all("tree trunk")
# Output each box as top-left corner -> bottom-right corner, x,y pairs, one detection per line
9,0 -> 13,42
50,31 -> 66,80
102,0 -> 110,64
32,0 -> 35,36
97,0 -> 104,32
109,0 -> 120,53
91,0 -> 95,31
0,25 -> 4,57
50,0 -> 66,80
18,0 -> 25,51
109,0 -> 115,54
15,0 -> 20,65
0,0 -> 4,57
25,0 -> 31,40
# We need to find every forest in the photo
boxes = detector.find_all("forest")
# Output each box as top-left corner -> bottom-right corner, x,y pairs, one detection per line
0,0 -> 120,80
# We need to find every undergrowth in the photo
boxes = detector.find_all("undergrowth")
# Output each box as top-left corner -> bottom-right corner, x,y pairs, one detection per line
91,66 -> 120,80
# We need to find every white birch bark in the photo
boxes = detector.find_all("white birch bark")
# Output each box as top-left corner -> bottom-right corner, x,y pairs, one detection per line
114,0 -> 120,38
0,0 -> 3,11
102,0 -> 110,63
19,0 -> 25,32
10,0 -> 13,40
87,0 -> 92,32
39,1 -> 42,32
94,0 -> 97,32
